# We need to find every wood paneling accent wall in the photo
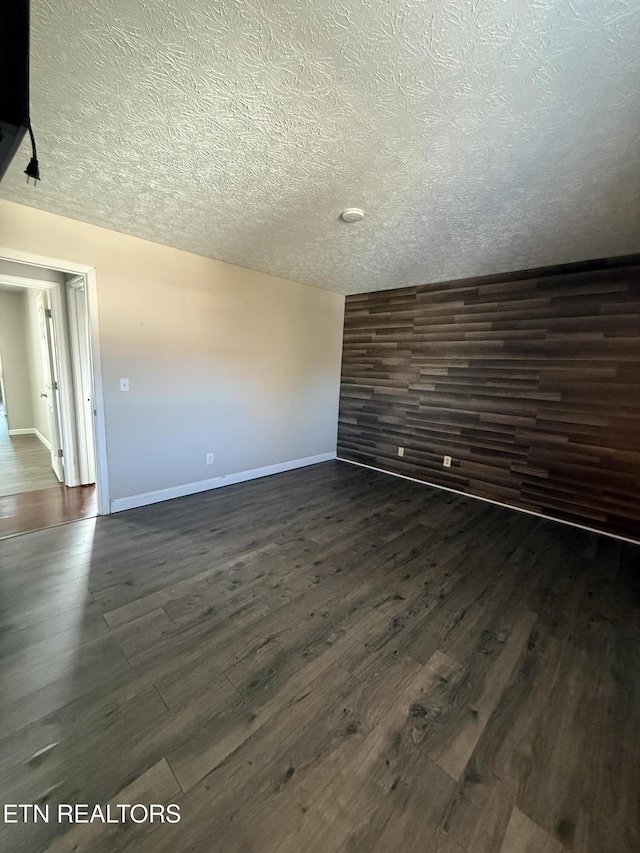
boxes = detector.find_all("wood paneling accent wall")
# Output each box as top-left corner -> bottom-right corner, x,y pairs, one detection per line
338,258 -> 640,540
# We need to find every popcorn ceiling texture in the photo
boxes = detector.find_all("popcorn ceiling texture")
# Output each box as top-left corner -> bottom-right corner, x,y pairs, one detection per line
2,0 -> 640,294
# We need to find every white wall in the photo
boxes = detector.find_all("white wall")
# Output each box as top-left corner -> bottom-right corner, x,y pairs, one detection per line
0,200 -> 345,504
0,289 -> 34,431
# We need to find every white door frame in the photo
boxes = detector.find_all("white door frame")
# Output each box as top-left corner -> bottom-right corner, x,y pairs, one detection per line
0,247 -> 110,515
67,276 -> 96,485
3,274 -> 78,487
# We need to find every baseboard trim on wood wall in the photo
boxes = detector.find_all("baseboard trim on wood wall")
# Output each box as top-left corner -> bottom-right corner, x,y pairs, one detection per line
110,452 -> 337,513
338,457 -> 640,546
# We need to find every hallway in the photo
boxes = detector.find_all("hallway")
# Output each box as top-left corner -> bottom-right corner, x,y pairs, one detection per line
0,405 -> 96,538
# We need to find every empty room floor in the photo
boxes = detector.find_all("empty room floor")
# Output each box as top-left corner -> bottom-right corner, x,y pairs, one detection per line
0,461 -> 638,852
0,406 -> 96,537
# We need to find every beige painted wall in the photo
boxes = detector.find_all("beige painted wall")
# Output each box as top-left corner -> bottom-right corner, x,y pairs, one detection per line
24,289 -> 51,443
0,289 -> 34,431
0,199 -> 345,502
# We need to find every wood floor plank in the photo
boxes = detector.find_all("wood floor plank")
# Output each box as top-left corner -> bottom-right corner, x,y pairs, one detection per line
43,758 -> 181,853
102,542 -> 280,628
499,807 -> 563,853
428,827 -> 469,853
0,409 -> 59,497
114,662 -> 360,853
0,689 -> 171,853
441,622 -> 569,852
0,633 -> 132,711
249,651 -> 458,853
168,613 -> 382,792
424,609 -> 538,781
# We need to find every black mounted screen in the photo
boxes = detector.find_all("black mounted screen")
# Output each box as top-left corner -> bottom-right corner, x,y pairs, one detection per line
0,0 -> 30,181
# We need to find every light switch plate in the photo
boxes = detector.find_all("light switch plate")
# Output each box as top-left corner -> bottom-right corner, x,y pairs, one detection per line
120,378 -> 129,392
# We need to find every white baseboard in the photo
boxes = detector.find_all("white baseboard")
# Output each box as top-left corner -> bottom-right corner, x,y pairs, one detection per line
110,452 -> 337,513
34,428 -> 51,451
338,457 -> 639,546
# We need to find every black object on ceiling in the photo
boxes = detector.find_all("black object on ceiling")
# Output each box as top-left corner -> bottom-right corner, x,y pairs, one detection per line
0,0 -> 38,183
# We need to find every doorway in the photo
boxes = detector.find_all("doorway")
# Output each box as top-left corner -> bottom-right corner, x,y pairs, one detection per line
0,255 -> 107,537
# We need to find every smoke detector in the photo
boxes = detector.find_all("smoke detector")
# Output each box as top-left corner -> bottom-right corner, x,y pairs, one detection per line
340,208 -> 365,223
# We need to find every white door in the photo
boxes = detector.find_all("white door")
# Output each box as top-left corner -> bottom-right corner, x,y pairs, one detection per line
36,292 -> 64,482
67,282 -> 96,484
0,351 -> 6,416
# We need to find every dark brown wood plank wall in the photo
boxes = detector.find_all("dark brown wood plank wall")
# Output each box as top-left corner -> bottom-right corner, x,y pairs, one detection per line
337,258 -> 640,540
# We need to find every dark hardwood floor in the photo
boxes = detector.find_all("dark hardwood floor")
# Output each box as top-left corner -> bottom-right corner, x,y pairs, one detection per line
0,461 -> 638,852
0,485 -> 97,539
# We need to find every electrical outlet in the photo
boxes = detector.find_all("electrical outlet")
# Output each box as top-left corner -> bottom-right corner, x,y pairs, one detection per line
206,453 -> 214,465
398,446 -> 405,457
443,455 -> 452,467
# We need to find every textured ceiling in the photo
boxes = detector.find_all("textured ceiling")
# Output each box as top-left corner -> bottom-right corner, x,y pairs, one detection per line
2,0 -> 640,294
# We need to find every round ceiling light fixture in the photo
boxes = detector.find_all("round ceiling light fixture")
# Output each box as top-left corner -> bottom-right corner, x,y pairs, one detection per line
340,207 -> 365,223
